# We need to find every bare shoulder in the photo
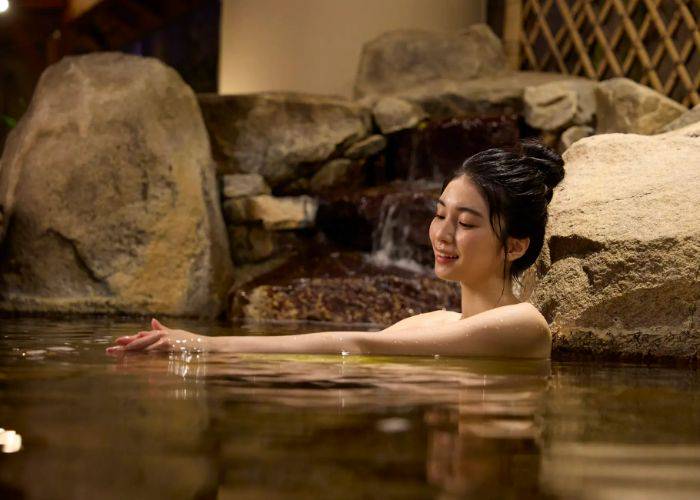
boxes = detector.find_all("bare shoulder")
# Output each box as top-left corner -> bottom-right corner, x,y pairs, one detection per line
471,302 -> 549,333
382,309 -> 461,332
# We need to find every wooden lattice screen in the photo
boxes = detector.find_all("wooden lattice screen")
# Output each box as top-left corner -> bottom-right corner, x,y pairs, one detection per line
509,0 -> 700,106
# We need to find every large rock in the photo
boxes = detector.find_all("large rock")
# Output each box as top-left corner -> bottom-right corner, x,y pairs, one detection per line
354,24 -> 508,99
198,93 -> 371,185
531,123 -> 700,360
0,53 -> 233,316
523,79 -> 597,130
595,78 -> 687,134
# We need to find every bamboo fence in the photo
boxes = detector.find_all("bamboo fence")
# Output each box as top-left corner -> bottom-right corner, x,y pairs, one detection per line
503,0 -> 700,106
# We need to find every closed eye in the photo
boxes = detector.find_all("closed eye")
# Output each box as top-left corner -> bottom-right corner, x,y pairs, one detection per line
434,214 -> 445,220
459,223 -> 476,228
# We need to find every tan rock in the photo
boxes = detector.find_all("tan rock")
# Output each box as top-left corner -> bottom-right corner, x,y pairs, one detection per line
524,79 -> 597,130
530,127 -> 700,359
354,24 -> 507,99
372,97 -> 428,134
595,78 -> 687,134
222,173 -> 270,199
223,195 -> 317,230
198,93 -> 371,185
309,159 -> 361,193
0,53 -> 233,317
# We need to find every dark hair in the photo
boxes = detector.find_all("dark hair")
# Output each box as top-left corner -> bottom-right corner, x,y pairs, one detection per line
443,140 -> 565,282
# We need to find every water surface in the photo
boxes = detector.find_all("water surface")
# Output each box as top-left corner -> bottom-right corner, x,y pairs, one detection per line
1,318 -> 699,499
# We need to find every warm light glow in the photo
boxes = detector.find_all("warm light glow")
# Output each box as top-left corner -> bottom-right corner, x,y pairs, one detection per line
0,428 -> 22,453
0,0 -> 9,15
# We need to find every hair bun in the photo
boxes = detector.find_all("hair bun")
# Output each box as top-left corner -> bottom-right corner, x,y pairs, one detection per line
521,141 -> 565,190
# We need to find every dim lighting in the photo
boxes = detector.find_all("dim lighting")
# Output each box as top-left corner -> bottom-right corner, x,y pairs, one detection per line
0,0 -> 9,15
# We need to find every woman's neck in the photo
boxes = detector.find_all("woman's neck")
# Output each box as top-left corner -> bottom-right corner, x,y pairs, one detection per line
459,278 -> 519,319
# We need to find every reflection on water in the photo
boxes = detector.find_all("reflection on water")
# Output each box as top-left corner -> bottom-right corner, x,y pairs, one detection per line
0,318 -> 699,499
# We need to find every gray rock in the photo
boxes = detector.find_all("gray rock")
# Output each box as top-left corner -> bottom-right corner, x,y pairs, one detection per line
531,126 -> 700,360
559,125 -> 594,151
524,79 -> 597,131
198,93 -> 371,186
223,195 -> 318,230
596,78 -> 687,135
222,173 -> 270,199
372,96 -> 427,134
344,134 -> 386,159
354,24 -> 508,99
0,53 -> 233,317
309,158 -> 361,193
658,103 -> 700,133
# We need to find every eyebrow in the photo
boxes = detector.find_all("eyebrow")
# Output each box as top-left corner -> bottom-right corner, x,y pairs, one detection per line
437,199 -> 484,218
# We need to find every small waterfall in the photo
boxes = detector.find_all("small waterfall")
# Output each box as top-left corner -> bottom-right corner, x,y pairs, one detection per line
369,181 -> 440,274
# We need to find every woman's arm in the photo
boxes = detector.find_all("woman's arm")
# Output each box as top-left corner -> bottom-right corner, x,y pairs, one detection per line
107,304 -> 550,358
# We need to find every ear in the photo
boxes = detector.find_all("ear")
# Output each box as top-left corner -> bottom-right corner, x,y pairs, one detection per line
504,236 -> 530,262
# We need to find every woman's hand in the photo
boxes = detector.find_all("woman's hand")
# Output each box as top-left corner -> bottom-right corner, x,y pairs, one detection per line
106,319 -> 210,355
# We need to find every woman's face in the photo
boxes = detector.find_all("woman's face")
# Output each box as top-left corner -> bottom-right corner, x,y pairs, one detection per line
429,175 -> 506,285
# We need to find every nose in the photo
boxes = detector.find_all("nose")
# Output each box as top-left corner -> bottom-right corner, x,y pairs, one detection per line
434,217 -> 455,245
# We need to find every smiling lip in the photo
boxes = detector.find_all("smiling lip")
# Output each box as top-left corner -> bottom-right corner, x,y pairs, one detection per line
434,252 -> 459,264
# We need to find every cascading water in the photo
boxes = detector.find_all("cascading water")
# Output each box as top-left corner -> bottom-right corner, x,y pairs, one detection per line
369,181 -> 441,274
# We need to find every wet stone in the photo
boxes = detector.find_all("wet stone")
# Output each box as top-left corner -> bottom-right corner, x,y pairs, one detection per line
230,251 -> 459,325
386,114 -> 520,181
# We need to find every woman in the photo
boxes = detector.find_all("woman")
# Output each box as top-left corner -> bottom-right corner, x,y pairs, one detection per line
107,141 -> 564,359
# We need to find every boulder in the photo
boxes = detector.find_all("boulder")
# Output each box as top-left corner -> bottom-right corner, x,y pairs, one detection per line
230,251 -> 460,325
309,158 -> 362,193
0,53 -> 233,316
530,123 -> 700,360
223,195 -> 318,230
354,24 -> 508,99
523,79 -> 597,131
372,97 -> 427,134
658,103 -> 700,133
344,134 -> 387,159
595,78 -> 687,135
198,93 -> 371,185
222,173 -> 270,199
559,125 -> 594,152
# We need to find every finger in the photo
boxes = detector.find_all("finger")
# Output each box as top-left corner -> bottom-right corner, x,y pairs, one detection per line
106,345 -> 125,356
151,318 -> 168,330
115,331 -> 150,345
145,337 -> 170,353
124,332 -> 165,351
